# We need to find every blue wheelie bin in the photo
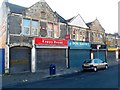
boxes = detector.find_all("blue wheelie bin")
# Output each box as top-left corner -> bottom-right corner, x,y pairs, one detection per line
49,64 -> 56,75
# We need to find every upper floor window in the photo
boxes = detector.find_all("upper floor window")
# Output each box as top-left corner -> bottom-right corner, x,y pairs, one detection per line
31,20 -> 38,36
23,19 -> 30,35
40,21 -> 47,37
48,23 -> 53,38
71,28 -> 76,39
54,24 -> 59,38
98,34 -> 103,38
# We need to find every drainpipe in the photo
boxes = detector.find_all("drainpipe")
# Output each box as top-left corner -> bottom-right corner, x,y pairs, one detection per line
5,14 -> 10,74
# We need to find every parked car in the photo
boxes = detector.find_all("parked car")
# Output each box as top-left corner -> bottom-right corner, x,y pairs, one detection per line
82,59 -> 108,72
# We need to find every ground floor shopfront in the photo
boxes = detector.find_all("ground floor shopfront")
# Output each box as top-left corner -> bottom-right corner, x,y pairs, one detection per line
32,38 -> 68,72
68,40 -> 91,70
107,47 -> 118,61
2,38 -> 108,74
91,44 -> 107,62
9,47 -> 31,73
4,38 -> 68,74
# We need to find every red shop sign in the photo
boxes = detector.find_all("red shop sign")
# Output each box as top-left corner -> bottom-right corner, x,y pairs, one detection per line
35,38 -> 68,46
65,34 -> 70,40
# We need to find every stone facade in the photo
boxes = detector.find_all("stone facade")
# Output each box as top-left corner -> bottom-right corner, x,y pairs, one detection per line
86,19 -> 106,44
106,33 -> 118,48
0,0 -> 108,73
0,0 -> 68,73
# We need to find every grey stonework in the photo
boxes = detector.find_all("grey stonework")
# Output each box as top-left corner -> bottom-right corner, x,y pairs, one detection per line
8,15 -> 22,34
6,0 -> 67,48
9,35 -> 33,48
23,1 -> 55,22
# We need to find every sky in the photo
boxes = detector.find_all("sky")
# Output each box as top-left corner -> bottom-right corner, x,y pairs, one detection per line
0,0 -> 119,34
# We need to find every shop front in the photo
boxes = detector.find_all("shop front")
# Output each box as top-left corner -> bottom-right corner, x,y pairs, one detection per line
91,44 -> 107,62
68,40 -> 91,70
34,38 -> 68,72
107,47 -> 117,61
9,47 -> 31,74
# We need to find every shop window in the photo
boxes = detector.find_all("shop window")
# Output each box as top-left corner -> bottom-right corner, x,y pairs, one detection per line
54,24 -> 59,38
22,19 -> 30,35
31,20 -> 38,36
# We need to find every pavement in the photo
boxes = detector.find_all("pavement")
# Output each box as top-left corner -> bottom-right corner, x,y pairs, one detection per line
2,60 -> 119,88
2,67 -> 81,88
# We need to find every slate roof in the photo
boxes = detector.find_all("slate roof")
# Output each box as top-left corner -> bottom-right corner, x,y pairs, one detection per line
54,11 -> 67,23
86,22 -> 92,27
66,17 -> 75,22
5,2 -> 26,14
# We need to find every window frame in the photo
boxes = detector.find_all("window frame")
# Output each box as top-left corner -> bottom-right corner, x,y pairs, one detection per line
31,20 -> 39,36
54,24 -> 59,38
22,18 -> 31,36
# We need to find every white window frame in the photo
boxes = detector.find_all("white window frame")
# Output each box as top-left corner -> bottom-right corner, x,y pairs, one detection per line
31,20 -> 38,36
31,27 -> 38,36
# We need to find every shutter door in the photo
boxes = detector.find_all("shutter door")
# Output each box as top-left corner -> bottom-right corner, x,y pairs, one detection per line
93,51 -> 106,61
36,48 -> 66,71
69,49 -> 90,69
10,47 -> 31,73
107,51 -> 116,62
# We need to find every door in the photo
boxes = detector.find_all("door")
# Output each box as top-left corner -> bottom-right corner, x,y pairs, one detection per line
10,47 -> 31,73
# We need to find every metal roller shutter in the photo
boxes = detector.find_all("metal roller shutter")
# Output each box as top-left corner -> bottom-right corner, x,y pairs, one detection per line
10,47 -> 31,73
36,48 -> 66,71
93,51 -> 106,61
107,51 -> 116,62
69,49 -> 90,69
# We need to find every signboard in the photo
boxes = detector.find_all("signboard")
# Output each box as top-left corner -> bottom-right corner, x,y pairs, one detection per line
106,41 -> 111,45
35,38 -> 68,46
65,34 -> 70,40
108,48 -> 117,51
68,41 -> 91,49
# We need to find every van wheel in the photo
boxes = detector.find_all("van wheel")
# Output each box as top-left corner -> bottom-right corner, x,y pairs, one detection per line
93,67 -> 97,72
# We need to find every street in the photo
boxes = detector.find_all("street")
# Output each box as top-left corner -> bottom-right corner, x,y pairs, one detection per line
4,64 -> 118,88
